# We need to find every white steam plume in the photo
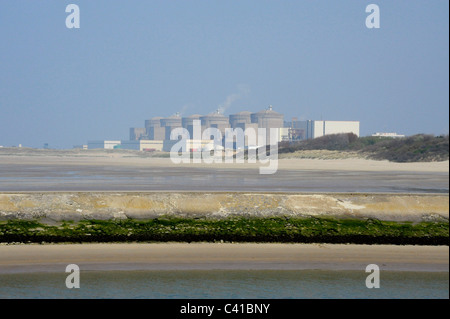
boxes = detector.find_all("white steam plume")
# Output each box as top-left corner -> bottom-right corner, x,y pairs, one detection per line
216,85 -> 250,114
178,103 -> 191,117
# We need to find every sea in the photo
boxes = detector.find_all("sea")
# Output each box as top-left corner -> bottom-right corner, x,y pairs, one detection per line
0,269 -> 448,299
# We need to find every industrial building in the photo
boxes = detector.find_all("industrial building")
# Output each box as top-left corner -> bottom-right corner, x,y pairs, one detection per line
160,113 -> 183,140
250,105 -> 284,146
87,106 -> 360,151
228,111 -> 259,147
145,117 -> 165,140
182,114 -> 202,138
129,127 -> 147,141
88,140 -> 121,150
120,140 -> 164,151
200,111 -> 230,137
286,120 -> 360,140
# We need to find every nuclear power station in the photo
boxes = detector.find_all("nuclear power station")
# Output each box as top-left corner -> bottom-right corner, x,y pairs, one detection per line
89,106 -> 360,151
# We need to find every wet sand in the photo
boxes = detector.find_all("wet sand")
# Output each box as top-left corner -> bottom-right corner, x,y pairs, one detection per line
0,153 -> 448,193
0,243 -> 447,274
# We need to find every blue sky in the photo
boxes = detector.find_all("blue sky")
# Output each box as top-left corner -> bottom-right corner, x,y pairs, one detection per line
0,1 -> 448,148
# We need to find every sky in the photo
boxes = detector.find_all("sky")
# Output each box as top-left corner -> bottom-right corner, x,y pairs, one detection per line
0,0 -> 448,149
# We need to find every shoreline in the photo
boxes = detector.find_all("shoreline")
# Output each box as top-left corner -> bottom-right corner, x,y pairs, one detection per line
0,243 -> 448,274
1,154 -> 448,275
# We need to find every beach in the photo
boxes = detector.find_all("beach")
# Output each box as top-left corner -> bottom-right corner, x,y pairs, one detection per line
0,243 -> 448,274
0,150 -> 448,277
0,149 -> 448,193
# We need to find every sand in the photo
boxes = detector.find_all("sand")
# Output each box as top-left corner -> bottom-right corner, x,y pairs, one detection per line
0,151 -> 448,193
0,243 -> 448,274
0,150 -> 449,172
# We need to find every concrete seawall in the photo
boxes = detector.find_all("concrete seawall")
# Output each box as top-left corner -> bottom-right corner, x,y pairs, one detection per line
0,192 -> 448,223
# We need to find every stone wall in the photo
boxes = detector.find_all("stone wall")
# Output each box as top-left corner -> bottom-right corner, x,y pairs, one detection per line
0,192 -> 448,223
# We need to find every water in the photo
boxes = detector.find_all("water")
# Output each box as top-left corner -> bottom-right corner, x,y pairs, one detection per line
0,270 -> 448,299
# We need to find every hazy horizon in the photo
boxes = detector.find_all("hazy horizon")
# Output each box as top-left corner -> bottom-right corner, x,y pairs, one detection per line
1,1 -> 448,149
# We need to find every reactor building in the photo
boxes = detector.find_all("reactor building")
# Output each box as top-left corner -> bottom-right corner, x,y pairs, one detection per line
88,106 -> 360,151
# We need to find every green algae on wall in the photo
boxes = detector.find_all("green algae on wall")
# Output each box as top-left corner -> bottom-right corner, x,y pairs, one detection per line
0,216 -> 448,245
